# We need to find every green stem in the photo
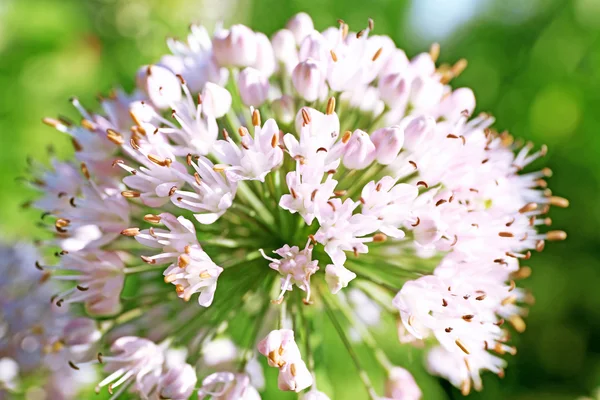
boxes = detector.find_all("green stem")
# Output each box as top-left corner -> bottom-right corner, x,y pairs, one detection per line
319,284 -> 378,400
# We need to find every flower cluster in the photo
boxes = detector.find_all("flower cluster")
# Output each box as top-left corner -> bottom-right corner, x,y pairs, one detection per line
0,241 -> 98,399
28,12 -> 567,399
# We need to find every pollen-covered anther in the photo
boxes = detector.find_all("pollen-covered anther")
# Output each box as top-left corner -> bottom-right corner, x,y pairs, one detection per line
121,227 -> 140,237
178,254 -> 190,268
143,214 -> 162,224
80,162 -> 90,179
501,295 -> 517,306
546,230 -> 567,241
252,109 -> 261,126
455,339 -> 470,355
373,233 -> 387,243
498,231 -> 514,238
141,255 -> 156,265
372,47 -> 383,61
147,154 -> 172,167
121,190 -> 141,198
341,130 -> 352,144
429,42 -> 440,62
326,97 -> 336,115
106,129 -> 124,145
301,108 -> 311,125
549,196 -> 569,208
330,49 -> 338,62
212,164 -> 228,172
518,202 -> 537,213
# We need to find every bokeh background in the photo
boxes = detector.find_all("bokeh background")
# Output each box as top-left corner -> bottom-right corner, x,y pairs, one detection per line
0,0 -> 599,398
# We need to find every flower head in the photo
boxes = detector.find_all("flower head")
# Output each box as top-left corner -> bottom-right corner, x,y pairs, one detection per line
30,12 -> 567,399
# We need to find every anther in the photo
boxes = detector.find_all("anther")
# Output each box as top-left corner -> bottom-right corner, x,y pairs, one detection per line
121,228 -> 140,237
168,186 -> 178,196
372,47 -> 383,61
373,233 -> 387,243
68,361 -> 80,370
106,129 -> 124,145
326,97 -> 336,115
271,134 -> 278,148
301,108 -> 311,125
498,232 -> 514,238
80,162 -> 90,179
546,230 -> 567,241
416,181 -> 428,188
549,196 -> 569,208
330,50 -> 338,62
252,109 -> 261,127
455,339 -> 470,355
121,190 -> 140,198
519,202 -> 537,213
429,43 -> 440,62
341,131 -> 352,144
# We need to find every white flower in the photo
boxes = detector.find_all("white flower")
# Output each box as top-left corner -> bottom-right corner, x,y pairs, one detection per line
385,367 -> 422,400
214,118 -> 283,182
197,372 -> 261,400
96,337 -> 164,397
258,329 -> 313,393
260,241 -> 319,303
325,264 -> 356,294
156,362 -> 197,400
171,156 -> 237,224
52,250 -> 125,316
163,246 -> 223,306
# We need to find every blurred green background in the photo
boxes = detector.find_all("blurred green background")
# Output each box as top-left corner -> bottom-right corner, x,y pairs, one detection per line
0,0 -> 599,398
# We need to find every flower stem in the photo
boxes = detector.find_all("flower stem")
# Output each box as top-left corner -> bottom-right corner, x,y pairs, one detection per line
318,284 -> 378,400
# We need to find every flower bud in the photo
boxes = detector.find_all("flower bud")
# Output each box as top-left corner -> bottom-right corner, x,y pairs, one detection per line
325,264 -> 356,294
62,318 -> 101,347
302,389 -> 331,400
385,367 -> 422,400
286,12 -> 314,44
272,95 -> 295,125
371,126 -> 404,165
379,48 -> 409,78
292,59 -> 325,102
253,32 -> 276,77
201,82 -> 232,118
410,76 -> 444,109
272,29 -> 298,62
136,65 -> 182,109
158,363 -> 197,400
272,29 -> 299,73
402,115 -> 436,150
298,32 -> 329,64
342,130 -> 376,170
410,52 -> 437,76
379,73 -> 410,109
436,87 -> 475,121
213,25 -> 258,68
237,67 -> 269,107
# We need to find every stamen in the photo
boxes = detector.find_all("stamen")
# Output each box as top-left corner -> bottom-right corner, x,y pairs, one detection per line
429,43 -> 440,62
252,109 -> 261,127
549,196 -> 569,208
121,190 -> 141,198
455,339 -> 470,355
144,214 -> 161,224
330,50 -> 338,62
326,97 -> 336,115
120,228 -> 140,237
372,47 -> 383,61
546,230 -> 567,241
106,129 -> 124,145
